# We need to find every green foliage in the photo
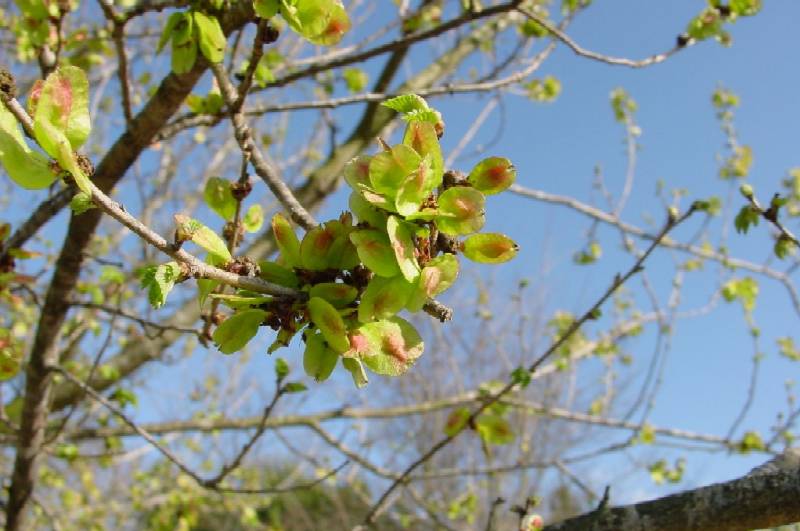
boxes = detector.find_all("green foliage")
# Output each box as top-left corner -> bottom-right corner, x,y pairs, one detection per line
648,458 -> 685,484
462,233 -> 519,264
212,309 -> 267,354
204,177 -> 237,221
69,192 -> 96,215
734,205 -> 760,234
342,68 -> 368,92
0,94 -> 54,189
610,87 -> 637,122
138,262 -> 181,309
174,214 -> 232,263
574,240 -> 602,265
721,276 -> 759,312
272,0 -> 351,45
735,430 -> 765,453
32,66 -> 92,194
158,10 -> 227,73
777,337 -> 800,361
525,75 -> 561,103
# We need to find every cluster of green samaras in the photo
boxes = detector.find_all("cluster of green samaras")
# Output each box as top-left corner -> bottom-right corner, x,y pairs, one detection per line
207,95 -> 519,388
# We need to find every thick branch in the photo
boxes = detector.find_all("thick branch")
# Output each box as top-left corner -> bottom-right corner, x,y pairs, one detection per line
546,449 -> 800,531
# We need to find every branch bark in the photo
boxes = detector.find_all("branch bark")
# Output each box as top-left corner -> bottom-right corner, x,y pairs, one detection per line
546,450 -> 800,531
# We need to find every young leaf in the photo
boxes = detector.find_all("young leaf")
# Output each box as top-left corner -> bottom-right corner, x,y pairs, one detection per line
436,187 -> 486,235
307,2 -> 350,45
386,215 -> 420,281
171,13 -> 197,74
271,213 -> 301,267
444,407 -> 471,436
274,357 -> 290,379
343,68 -> 368,93
300,224 -> 338,270
193,11 -> 226,63
0,99 -> 55,189
462,233 -> 518,264
303,332 -> 339,382
204,177 -> 236,221
341,357 -> 368,388
69,192 -> 96,215
139,262 -> 182,309
420,253 -> 459,297
396,156 -> 436,216
157,11 -> 184,53
254,0 -> 280,18
174,214 -> 232,263
467,157 -> 516,195
34,66 -> 91,150
382,94 -> 430,114
369,144 -> 421,198
349,192 -> 389,229
353,316 -> 424,376
308,296 -> 350,353
475,415 -> 515,445
349,229 -> 400,277
243,204 -> 264,233
309,282 -> 358,307
358,275 -> 414,323
343,154 -> 373,190
258,260 -> 300,288
212,309 -> 267,354
402,121 -> 443,187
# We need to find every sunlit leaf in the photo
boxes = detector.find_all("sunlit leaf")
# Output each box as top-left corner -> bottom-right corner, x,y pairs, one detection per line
444,407 -> 471,436
436,187 -> 485,235
462,233 -> 518,264
0,96 -> 55,190
204,177 -> 236,221
258,260 -> 300,288
192,11 -> 225,63
369,144 -> 421,198
467,157 -> 516,195
174,214 -> 232,263
308,296 -> 350,353
382,94 -> 430,114
352,316 -> 424,376
212,309 -> 266,354
341,356 -> 368,388
349,192 -> 389,229
403,121 -> 443,186
349,229 -> 400,277
358,275 -> 414,323
243,204 -> 264,233
386,215 -> 420,281
271,213 -> 301,267
303,332 -> 339,382
396,155 -> 436,216
138,261 -> 182,309
476,415 -> 514,445
309,282 -> 358,308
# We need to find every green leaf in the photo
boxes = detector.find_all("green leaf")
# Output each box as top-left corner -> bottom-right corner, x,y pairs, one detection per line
386,215 -> 420,281
419,253 -> 458,297
721,277 -> 758,312
462,233 -> 518,264
303,332 -> 338,382
777,337 -> 800,361
203,177 -> 237,221
308,296 -> 350,353
33,67 -> 93,193
736,431 -> 765,453
174,214 -> 232,263
349,229 -> 400,277
774,235 -> 796,260
341,357 -> 368,388
525,75 -> 561,103
444,407 -> 471,436
476,415 -> 514,445
0,101 -> 55,189
349,192 -> 388,229
369,144 -> 421,198
510,367 -> 531,388
300,223 -> 338,270
281,0 -> 349,45
274,357 -> 290,379
0,330 -> 22,381
258,260 -> 300,288
69,192 -> 96,214
212,309 -> 266,354
242,204 -> 264,233
730,0 -> 761,16
271,213 -> 302,267
734,205 -> 760,234
342,68 -> 368,92
306,2 -> 350,45
138,261 -> 182,309
358,275 -> 414,323
467,157 -> 516,195
351,316 -> 424,376
283,381 -> 308,393
309,282 -> 358,308
157,12 -> 183,53
402,121 -> 443,187
254,0 -> 280,18
208,292 -> 273,309
171,13 -> 197,74
343,154 -> 372,190
436,187 -> 485,235
35,66 -> 91,150
396,156 -> 436,216
382,94 -> 430,114
192,11 -> 226,63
